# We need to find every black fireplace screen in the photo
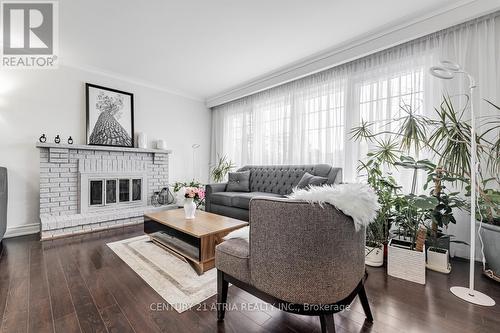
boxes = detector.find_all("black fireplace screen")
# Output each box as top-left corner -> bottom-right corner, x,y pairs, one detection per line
89,178 -> 142,206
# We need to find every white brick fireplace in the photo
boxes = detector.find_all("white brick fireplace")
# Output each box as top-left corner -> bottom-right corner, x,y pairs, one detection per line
36,143 -> 173,239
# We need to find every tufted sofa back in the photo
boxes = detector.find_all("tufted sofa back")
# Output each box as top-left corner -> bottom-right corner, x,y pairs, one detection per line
236,164 -> 342,195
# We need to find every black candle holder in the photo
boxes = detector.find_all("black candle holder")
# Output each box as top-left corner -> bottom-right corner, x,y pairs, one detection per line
68,136 -> 73,144
54,135 -> 61,144
39,134 -> 47,143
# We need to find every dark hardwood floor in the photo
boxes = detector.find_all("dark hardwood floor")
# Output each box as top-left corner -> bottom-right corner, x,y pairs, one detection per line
1,225 -> 500,333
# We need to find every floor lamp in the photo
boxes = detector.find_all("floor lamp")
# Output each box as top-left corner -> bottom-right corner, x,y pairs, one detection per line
192,143 -> 200,181
429,60 -> 495,306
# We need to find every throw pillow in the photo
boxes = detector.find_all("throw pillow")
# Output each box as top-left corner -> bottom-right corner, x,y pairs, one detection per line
226,171 -> 251,192
297,172 -> 328,189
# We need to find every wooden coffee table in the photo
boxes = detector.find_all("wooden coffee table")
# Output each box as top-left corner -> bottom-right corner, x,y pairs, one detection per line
144,209 -> 248,274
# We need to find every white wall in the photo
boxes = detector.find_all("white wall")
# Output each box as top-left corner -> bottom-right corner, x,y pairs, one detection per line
0,66 -> 211,236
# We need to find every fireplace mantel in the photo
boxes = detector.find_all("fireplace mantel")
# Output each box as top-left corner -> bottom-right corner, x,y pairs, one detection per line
36,142 -> 172,154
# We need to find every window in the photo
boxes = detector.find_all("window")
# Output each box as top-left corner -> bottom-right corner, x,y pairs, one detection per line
359,69 -> 424,130
214,65 -> 425,173
302,84 -> 345,165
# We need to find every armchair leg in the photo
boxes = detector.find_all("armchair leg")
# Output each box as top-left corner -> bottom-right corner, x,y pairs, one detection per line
217,270 -> 228,321
319,314 -> 335,333
358,284 -> 373,322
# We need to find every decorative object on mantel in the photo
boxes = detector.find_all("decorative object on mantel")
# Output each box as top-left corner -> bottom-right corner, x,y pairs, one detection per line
156,139 -> 167,150
137,132 -> 147,149
54,135 -> 60,144
67,136 -> 73,144
183,187 -> 205,219
86,83 -> 134,148
39,134 -> 46,143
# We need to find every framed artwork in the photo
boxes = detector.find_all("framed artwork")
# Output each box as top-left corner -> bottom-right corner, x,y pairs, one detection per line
86,83 -> 134,147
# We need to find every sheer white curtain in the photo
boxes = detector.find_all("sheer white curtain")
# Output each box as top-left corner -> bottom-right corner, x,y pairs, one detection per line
211,13 -> 499,186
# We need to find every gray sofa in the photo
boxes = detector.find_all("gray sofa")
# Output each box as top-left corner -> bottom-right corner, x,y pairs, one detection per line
215,197 -> 372,332
205,164 -> 342,221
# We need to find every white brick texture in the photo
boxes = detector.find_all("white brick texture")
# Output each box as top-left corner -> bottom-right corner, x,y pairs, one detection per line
38,147 -> 171,238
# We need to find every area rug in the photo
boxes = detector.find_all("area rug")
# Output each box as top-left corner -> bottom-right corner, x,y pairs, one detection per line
107,235 -> 217,313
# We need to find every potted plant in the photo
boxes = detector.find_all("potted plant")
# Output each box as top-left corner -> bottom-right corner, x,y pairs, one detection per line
358,157 -> 400,267
388,194 -> 438,284
211,154 -> 235,183
476,183 -> 500,281
428,97 -> 499,280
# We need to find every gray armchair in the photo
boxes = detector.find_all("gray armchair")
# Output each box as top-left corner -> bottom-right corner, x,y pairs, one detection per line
215,197 -> 372,333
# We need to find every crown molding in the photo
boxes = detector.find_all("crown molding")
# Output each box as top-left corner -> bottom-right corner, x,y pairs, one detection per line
60,61 -> 204,103
206,0 -> 500,108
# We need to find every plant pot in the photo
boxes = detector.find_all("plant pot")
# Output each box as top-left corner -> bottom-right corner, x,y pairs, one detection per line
387,238 -> 426,285
425,236 -> 450,261
477,222 -> 500,282
365,245 -> 384,267
425,236 -> 450,252
426,247 -> 451,274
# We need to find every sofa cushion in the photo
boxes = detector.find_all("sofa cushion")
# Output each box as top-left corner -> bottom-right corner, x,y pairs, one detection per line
226,171 -> 251,192
231,192 -> 284,209
296,172 -> 328,189
210,192 -> 239,206
216,238 -> 250,283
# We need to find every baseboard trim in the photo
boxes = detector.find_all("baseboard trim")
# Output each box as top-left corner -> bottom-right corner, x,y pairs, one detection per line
4,223 -> 40,239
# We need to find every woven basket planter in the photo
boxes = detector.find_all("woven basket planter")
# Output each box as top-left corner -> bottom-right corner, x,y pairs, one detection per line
387,238 -> 426,284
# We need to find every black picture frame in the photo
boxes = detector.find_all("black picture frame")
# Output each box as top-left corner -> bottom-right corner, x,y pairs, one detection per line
85,83 -> 135,148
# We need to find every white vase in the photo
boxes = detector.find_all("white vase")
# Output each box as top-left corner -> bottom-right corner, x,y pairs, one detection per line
156,139 -> 167,150
184,198 -> 196,219
137,132 -> 148,149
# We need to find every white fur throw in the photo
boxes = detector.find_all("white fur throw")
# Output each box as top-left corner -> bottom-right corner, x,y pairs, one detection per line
288,183 -> 380,231
224,226 -> 249,241
223,183 -> 379,241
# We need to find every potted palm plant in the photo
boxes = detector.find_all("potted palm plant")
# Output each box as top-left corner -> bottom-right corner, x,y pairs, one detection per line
358,156 -> 400,267
428,97 -> 499,281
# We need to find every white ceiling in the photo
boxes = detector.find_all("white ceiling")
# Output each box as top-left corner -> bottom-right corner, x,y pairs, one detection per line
61,0 -> 465,100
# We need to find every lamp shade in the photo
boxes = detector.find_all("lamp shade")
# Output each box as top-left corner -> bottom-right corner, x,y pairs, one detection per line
429,66 -> 454,80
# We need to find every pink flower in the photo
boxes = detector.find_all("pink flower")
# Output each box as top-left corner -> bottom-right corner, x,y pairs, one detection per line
184,187 -> 197,198
197,189 -> 205,200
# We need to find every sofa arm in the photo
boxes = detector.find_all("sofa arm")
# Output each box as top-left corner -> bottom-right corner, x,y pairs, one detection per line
205,183 -> 227,212
248,197 -> 365,305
